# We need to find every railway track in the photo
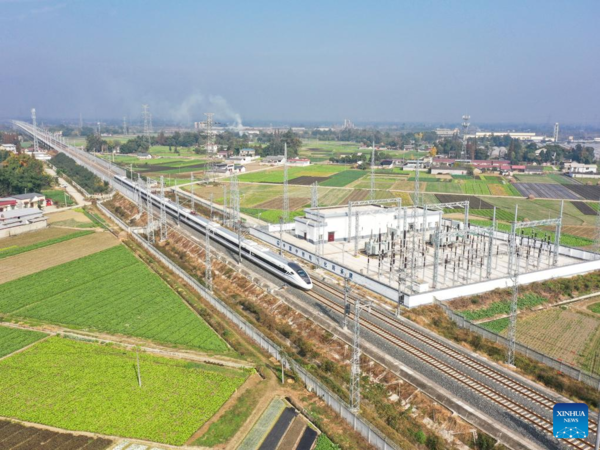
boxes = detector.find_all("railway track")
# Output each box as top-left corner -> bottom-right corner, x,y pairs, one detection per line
308,280 -> 593,450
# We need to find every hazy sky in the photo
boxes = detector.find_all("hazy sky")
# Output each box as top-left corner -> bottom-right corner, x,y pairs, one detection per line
1,0 -> 599,125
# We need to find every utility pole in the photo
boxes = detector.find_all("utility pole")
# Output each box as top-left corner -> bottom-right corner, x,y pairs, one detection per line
136,349 -> 142,388
205,227 -> 213,291
462,114 -> 470,159
311,181 -> 319,208
279,350 -> 287,384
279,217 -> 284,255
350,297 -> 372,413
159,176 -> 167,241
343,276 -> 351,329
283,142 -> 289,222
595,199 -> 600,258
190,173 -> 195,212
123,116 -> 128,135
507,205 -> 519,367
413,160 -> 421,207
146,179 -> 155,243
370,140 -> 376,201
79,112 -> 83,130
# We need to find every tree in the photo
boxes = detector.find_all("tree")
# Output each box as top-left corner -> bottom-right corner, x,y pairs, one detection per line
120,136 -> 149,154
0,153 -> 53,195
85,134 -> 106,153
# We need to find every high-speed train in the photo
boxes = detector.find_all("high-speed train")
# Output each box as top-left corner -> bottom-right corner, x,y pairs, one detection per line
115,176 -> 312,290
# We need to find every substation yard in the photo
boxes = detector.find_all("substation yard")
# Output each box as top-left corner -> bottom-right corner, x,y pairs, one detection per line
106,191 -> 597,450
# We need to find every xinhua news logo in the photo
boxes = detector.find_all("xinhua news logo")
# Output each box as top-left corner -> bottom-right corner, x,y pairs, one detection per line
553,403 -> 588,439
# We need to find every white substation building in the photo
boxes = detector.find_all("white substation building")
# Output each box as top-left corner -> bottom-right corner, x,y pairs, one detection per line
294,204 -> 443,244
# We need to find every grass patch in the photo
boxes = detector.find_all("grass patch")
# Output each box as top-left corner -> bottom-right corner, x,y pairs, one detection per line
460,293 -> 546,321
193,381 -> 265,447
42,189 -> 75,207
241,208 -> 305,223
0,337 -> 249,445
0,230 -> 93,260
314,434 -> 340,449
479,317 -> 510,333
0,245 -> 228,353
0,327 -> 46,358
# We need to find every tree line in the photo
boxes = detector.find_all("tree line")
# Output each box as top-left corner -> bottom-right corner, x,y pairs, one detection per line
0,151 -> 53,196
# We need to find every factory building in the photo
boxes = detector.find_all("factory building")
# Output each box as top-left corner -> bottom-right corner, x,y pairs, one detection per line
294,204 -> 443,244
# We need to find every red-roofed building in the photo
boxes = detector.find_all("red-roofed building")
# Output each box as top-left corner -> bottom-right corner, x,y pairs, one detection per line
0,198 -> 17,212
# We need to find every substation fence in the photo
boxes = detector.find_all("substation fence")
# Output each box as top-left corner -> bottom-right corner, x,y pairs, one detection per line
96,202 -> 400,450
436,300 -> 600,389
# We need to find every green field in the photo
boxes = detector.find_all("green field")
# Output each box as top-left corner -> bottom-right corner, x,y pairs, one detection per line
0,327 -> 46,358
459,293 -> 547,321
42,189 -> 75,207
425,182 -> 462,193
0,337 -> 248,445
0,230 -> 93,260
0,245 -> 228,353
320,170 -> 365,187
238,164 -> 347,183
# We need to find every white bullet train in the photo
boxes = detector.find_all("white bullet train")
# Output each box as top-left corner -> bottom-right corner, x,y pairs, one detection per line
115,176 -> 312,290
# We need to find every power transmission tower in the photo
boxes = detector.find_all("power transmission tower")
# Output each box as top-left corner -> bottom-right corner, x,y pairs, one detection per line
97,122 -> 101,136
553,122 -> 560,143
413,160 -> 421,206
31,108 -> 39,153
230,172 -> 240,224
369,141 -> 376,201
222,184 -> 229,226
350,297 -> 372,412
506,205 -> 519,366
311,182 -> 319,208
283,142 -> 289,222
123,116 -> 128,135
190,173 -> 195,212
159,176 -> 168,241
146,179 -> 155,243
142,104 -> 152,145
461,114 -> 470,159
205,227 -> 213,291
343,276 -> 351,329
79,113 -> 83,130
202,113 -> 217,153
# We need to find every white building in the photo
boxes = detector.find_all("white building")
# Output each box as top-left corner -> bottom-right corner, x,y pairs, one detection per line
435,128 -> 459,139
469,132 -> 545,142
288,158 -> 311,166
564,162 -> 598,175
0,144 -> 17,153
294,205 -> 442,244
0,207 -> 47,238
261,155 -> 286,165
227,156 -> 255,165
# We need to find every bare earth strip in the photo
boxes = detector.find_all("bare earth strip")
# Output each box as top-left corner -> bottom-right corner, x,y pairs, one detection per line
0,227 -> 76,250
255,197 -> 310,210
0,232 -> 119,284
46,210 -> 93,224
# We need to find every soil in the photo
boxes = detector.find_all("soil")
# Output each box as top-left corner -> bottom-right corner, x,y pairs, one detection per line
0,227 -> 75,250
46,210 -> 92,224
255,197 -> 310,210
0,232 -> 119,284
289,176 -> 330,186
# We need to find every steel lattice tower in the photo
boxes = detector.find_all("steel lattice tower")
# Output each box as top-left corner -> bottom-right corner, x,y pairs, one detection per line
146,179 -> 155,243
369,141 -> 376,201
31,108 -> 39,153
553,123 -> 560,143
159,176 -> 168,241
413,160 -> 421,207
506,205 -> 519,366
350,298 -> 372,413
203,113 -> 216,153
311,181 -> 319,208
123,116 -> 128,135
230,172 -> 240,225
142,104 -> 152,145
283,142 -> 289,222
461,114 -> 470,159
205,227 -> 213,291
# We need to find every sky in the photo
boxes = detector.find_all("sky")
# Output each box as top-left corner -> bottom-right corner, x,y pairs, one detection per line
1,0 -> 599,126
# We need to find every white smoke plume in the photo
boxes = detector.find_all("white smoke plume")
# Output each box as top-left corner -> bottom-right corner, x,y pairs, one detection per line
166,92 -> 244,133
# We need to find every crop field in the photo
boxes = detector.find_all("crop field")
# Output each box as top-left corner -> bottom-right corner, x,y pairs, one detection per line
0,245 -> 228,352
355,178 -> 396,190
548,173 -> 576,184
460,181 -> 492,195
458,293 -> 547,321
0,230 -> 93,260
289,175 -> 331,185
319,170 -> 365,187
513,183 -> 581,200
0,326 -> 46,358
238,165 -> 347,183
564,184 -> 600,200
0,227 -> 75,250
571,201 -> 597,215
435,194 -> 493,209
513,174 -> 557,184
255,197 -> 310,210
0,420 -> 113,450
509,309 -> 599,368
0,337 -> 249,445
0,232 -> 119,285
485,197 -> 598,226
425,182 -> 462,193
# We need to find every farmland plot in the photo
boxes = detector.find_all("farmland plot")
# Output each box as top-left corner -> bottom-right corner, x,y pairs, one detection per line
564,184 -> 600,200
0,245 -> 228,352
435,194 -> 493,209
0,230 -> 93,260
0,326 -> 46,358
0,338 -> 249,445
571,201 -> 597,216
0,232 -> 119,284
513,183 -> 581,200
0,227 -> 75,250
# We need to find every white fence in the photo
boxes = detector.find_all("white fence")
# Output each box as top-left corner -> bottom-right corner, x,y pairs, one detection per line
437,301 -> 600,389
96,203 -> 400,450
